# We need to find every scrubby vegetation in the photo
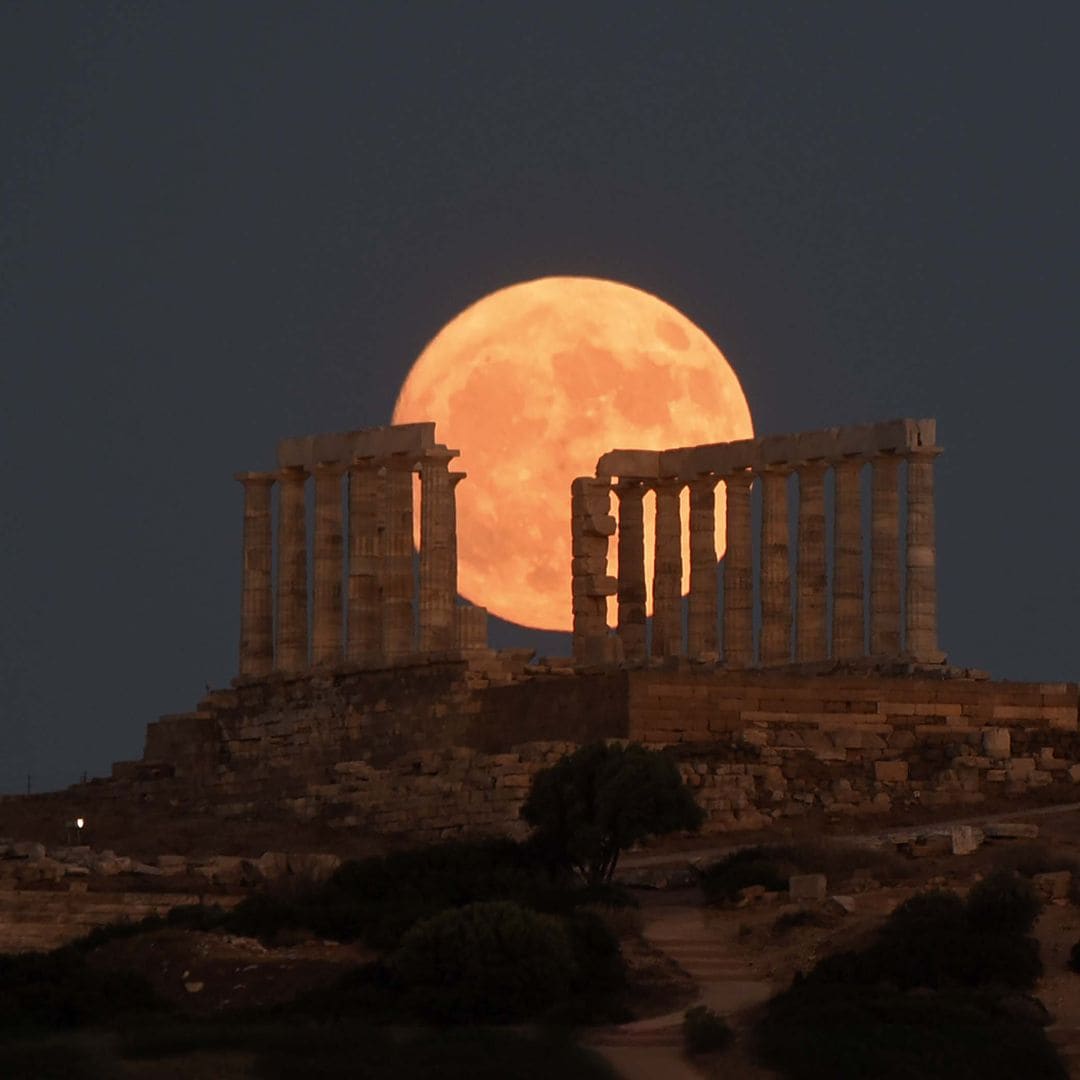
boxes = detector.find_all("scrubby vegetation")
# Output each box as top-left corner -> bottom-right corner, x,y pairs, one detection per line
683,1004 -> 732,1055
754,873 -> 1065,1079
700,838 -> 907,906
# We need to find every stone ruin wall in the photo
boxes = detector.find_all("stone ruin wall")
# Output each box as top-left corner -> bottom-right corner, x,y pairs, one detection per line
8,416 -> 1077,852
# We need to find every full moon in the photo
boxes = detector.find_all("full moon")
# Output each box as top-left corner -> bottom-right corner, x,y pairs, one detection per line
392,277 -> 753,631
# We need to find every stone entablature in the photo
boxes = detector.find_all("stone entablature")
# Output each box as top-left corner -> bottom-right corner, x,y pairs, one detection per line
236,422 -> 487,679
572,418 -> 943,669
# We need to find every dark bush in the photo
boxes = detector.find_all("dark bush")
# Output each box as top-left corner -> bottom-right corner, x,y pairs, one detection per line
966,872 -> 1042,936
522,742 -> 704,885
0,947 -> 163,1034
389,900 -> 577,1022
1068,942 -> 1080,974
683,1005 -> 733,1055
756,982 -> 1067,1080
700,846 -> 790,905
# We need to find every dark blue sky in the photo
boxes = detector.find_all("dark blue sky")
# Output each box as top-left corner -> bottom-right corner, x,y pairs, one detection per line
2,3 -> 1077,794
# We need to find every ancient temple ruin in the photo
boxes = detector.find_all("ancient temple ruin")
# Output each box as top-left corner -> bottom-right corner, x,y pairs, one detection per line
572,418 -> 942,668
234,422 -> 487,678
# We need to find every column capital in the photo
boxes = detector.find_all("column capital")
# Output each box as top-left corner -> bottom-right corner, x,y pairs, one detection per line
313,460 -> 346,478
688,474 -> 719,493
614,478 -> 649,498
420,446 -> 461,467
276,464 -> 308,484
234,470 -> 276,487
759,463 -> 794,478
902,446 -> 943,460
449,471 -> 467,488
722,469 -> 754,490
794,459 -> 829,478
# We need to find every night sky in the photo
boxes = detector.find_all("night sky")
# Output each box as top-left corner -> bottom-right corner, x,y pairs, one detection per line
2,3 -> 1077,794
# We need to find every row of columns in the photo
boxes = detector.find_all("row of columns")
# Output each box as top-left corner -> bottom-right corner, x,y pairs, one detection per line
237,451 -> 470,677
583,448 -> 941,668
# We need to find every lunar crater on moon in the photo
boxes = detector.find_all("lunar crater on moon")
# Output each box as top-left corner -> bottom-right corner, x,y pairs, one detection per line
393,276 -> 753,631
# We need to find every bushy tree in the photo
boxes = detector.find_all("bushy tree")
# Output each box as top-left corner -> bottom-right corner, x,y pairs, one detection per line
522,742 -> 704,885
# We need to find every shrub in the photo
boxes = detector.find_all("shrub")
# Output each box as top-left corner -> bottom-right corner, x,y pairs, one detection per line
755,982 -> 1067,1080
966,872 -> 1042,937
522,742 -> 704,885
389,900 -> 577,1022
1068,942 -> 1080,974
683,1005 -> 733,1055
0,948 -> 162,1034
700,847 -> 790,906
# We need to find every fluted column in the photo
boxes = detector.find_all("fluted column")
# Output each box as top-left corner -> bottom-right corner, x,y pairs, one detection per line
760,467 -> 792,665
651,479 -> 683,659
722,471 -> 754,667
795,461 -> 828,662
419,449 -> 458,652
615,481 -> 647,665
832,457 -> 865,659
312,461 -> 345,666
870,453 -> 902,658
905,448 -> 943,662
275,465 -> 309,673
346,459 -> 383,662
236,471 -> 275,677
687,477 -> 718,661
382,456 -> 416,659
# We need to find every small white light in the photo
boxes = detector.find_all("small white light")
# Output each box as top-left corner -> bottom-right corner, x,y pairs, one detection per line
76,818 -> 85,830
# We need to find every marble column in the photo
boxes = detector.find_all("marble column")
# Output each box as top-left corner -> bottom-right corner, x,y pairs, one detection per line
722,471 -> 754,667
311,462 -> 345,667
651,479 -> 683,659
760,468 -> 792,665
571,477 -> 616,663
832,457 -> 865,660
615,481 -> 648,665
275,465 -> 309,673
382,456 -> 416,659
236,471 -> 275,677
870,453 -> 902,658
419,449 -> 458,652
905,448 -> 942,662
795,461 -> 828,662
346,459 -> 383,663
687,477 -> 719,661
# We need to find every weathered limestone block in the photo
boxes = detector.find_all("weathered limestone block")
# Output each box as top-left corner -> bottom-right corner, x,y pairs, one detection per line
789,873 -> 827,901
983,728 -> 1011,759
874,760 -> 909,783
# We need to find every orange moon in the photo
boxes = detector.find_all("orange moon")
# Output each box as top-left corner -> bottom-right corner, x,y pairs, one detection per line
392,277 -> 753,631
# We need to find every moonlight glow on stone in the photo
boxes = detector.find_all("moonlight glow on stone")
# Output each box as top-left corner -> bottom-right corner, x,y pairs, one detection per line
392,277 -> 754,631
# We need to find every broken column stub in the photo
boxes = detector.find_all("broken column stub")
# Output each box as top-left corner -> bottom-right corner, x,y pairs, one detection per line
571,477 -> 618,665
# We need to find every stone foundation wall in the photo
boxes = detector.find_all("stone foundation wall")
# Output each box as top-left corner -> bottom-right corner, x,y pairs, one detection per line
631,671 -> 1080,832
50,661 -> 1080,845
